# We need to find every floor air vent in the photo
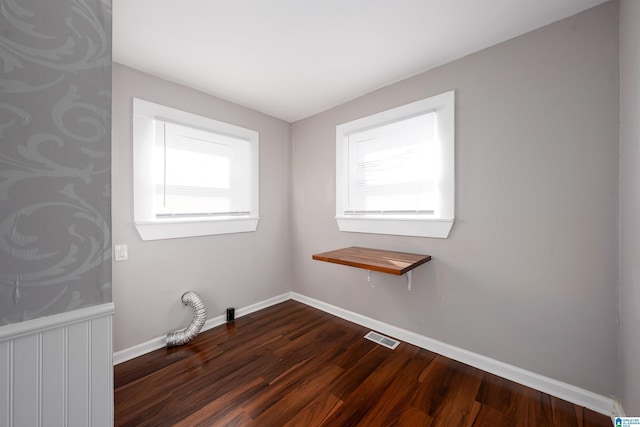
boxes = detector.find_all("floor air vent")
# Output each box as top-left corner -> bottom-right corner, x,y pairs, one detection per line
364,331 -> 400,350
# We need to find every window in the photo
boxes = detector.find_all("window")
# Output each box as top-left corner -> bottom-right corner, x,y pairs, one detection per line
133,98 -> 259,240
336,90 -> 454,238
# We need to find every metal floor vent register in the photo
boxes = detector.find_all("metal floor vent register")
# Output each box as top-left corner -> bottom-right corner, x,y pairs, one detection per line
364,331 -> 400,350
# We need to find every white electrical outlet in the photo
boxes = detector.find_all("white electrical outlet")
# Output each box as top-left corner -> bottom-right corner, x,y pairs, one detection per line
114,244 -> 128,261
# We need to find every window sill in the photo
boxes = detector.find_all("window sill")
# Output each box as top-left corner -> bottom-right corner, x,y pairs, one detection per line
335,216 -> 453,239
135,217 -> 260,241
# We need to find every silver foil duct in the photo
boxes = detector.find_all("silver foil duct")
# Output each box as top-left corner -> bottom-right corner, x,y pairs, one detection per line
166,291 -> 207,347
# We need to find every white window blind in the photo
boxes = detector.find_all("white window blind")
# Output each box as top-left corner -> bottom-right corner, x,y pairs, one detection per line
133,98 -> 259,240
346,112 -> 437,215
335,90 -> 454,238
154,120 -> 251,218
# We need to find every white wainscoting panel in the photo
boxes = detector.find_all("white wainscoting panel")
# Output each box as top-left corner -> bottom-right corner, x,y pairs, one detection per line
0,303 -> 114,427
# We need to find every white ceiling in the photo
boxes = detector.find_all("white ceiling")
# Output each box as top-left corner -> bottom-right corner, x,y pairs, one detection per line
113,0 -> 608,123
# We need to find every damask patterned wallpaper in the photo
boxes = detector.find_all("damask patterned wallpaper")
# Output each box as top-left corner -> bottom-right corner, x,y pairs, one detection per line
0,0 -> 112,325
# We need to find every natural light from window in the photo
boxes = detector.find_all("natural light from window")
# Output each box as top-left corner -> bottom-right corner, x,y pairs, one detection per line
133,98 -> 259,240
336,90 -> 454,238
347,112 -> 439,216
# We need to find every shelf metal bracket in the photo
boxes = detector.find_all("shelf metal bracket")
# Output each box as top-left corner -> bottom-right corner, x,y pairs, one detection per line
407,271 -> 412,291
367,270 -> 372,282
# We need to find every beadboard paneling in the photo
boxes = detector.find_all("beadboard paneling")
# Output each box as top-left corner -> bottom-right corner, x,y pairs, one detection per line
0,303 -> 114,427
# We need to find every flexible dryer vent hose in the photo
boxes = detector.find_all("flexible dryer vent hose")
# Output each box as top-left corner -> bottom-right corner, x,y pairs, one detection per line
166,291 -> 207,347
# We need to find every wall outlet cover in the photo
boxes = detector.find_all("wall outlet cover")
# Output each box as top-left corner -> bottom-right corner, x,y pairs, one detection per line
114,244 -> 128,261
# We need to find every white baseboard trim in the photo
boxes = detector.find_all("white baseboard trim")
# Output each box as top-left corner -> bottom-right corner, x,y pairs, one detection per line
290,292 -> 617,418
113,293 -> 291,365
613,400 -> 626,419
113,291 -> 617,418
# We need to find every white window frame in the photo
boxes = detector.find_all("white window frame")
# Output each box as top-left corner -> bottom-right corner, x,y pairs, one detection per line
336,90 -> 454,238
133,98 -> 259,240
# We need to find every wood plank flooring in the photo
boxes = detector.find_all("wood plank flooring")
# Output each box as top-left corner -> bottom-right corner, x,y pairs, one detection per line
114,300 -> 612,426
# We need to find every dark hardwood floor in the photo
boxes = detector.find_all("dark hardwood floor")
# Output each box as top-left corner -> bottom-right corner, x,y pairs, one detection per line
114,300 -> 612,426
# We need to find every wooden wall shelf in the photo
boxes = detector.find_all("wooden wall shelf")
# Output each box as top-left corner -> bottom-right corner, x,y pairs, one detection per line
312,247 -> 431,290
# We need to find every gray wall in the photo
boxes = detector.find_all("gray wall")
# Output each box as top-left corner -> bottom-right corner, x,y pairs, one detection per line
0,0 -> 112,325
111,64 -> 291,352
619,0 -> 640,415
291,2 -> 619,396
